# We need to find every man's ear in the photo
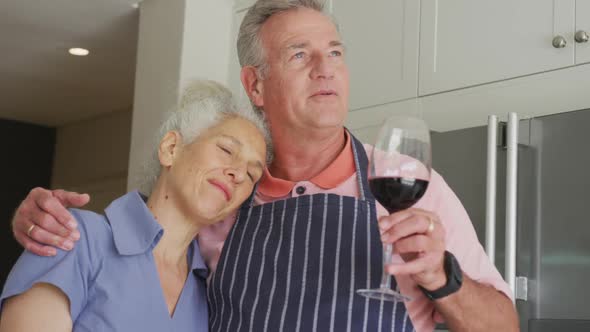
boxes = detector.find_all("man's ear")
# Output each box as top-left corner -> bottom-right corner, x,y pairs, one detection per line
240,66 -> 264,108
158,131 -> 182,168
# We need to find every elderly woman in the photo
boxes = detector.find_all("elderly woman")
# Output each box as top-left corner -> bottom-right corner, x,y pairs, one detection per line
0,80 -> 270,331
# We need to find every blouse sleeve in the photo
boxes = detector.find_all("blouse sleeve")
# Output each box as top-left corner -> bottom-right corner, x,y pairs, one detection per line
1,210 -> 99,320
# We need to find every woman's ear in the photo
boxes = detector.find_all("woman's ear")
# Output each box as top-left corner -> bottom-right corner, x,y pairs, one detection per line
240,66 -> 264,108
158,131 -> 182,168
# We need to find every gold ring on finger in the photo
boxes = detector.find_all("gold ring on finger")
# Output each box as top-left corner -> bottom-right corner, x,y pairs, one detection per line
27,224 -> 36,237
427,218 -> 435,233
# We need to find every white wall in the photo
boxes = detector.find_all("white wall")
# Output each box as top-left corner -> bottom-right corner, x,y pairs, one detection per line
180,0 -> 233,87
127,0 -> 234,190
127,0 -> 186,191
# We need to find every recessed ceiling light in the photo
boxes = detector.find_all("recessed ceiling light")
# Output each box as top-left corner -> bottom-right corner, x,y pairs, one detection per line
131,3 -> 139,8
68,48 -> 89,56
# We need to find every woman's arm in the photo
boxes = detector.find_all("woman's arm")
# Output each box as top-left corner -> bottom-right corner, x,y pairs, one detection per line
0,283 -> 72,332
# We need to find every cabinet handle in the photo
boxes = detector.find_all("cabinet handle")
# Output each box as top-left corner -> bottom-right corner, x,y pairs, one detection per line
552,35 -> 567,48
575,30 -> 589,43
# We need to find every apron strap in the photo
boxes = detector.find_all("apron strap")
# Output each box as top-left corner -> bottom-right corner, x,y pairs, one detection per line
347,128 -> 374,202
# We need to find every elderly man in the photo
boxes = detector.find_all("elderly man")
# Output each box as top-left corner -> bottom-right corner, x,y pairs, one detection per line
11,0 -> 518,331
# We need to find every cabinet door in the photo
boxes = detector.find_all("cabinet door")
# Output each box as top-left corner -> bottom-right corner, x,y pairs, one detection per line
576,0 -> 590,64
346,63 -> 590,133
419,0 -> 576,95
331,0 -> 420,111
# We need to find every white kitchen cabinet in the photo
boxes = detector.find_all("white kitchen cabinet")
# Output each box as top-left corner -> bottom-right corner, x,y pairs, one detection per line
419,0 -> 576,95
331,0 -> 420,110
346,98 -> 425,144
347,62 -> 590,133
576,0 -> 590,64
420,63 -> 590,131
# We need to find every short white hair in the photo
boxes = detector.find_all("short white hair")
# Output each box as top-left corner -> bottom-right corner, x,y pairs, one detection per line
139,80 -> 272,195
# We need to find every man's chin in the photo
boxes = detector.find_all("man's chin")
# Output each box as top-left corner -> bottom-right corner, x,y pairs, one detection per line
305,117 -> 347,131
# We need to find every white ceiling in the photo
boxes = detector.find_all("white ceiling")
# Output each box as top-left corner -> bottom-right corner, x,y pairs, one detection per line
0,0 -> 140,127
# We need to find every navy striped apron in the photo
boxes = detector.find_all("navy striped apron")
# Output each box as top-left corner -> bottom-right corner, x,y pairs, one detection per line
208,134 -> 415,332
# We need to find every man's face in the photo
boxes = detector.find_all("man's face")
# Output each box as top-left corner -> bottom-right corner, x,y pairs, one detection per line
255,8 -> 350,137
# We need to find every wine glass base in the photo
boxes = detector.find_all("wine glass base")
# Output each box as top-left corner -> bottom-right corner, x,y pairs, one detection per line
356,288 -> 413,302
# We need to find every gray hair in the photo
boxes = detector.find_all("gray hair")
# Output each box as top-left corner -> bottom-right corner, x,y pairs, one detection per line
237,0 -> 332,113
139,80 -> 272,195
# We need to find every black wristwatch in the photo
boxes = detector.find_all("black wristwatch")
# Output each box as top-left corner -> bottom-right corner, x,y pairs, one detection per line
419,251 -> 463,300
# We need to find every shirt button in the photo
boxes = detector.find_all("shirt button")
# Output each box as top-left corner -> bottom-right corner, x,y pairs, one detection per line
295,186 -> 306,195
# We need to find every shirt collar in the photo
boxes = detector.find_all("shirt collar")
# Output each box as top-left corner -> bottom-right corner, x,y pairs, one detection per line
104,191 -> 207,273
257,129 -> 356,197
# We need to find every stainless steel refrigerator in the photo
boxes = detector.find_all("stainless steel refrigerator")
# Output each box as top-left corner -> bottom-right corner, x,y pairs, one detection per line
431,109 -> 590,331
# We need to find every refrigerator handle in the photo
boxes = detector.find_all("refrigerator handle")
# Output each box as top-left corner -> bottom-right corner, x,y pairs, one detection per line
485,115 -> 498,264
505,112 -> 518,302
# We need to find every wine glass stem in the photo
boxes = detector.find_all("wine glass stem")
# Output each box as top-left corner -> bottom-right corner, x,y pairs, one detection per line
380,243 -> 393,289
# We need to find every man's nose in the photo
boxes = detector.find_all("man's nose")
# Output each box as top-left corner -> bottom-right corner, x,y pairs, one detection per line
310,55 -> 335,80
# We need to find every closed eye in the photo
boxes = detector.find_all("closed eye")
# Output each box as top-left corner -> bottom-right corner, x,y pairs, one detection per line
218,145 -> 232,155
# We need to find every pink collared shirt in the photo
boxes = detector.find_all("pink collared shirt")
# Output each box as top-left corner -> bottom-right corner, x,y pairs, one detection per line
199,140 -> 512,332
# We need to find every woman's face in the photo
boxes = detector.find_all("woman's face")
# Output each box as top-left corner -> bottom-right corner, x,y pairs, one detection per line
163,117 -> 266,223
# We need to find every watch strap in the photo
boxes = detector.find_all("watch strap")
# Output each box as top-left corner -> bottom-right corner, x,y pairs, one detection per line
419,251 -> 463,301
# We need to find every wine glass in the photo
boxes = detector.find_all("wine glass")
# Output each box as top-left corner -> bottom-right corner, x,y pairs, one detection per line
356,115 -> 432,302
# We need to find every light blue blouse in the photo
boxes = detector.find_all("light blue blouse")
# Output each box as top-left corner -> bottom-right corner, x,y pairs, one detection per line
1,191 -> 209,332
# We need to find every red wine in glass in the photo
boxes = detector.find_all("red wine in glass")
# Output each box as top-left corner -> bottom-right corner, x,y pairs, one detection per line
369,177 -> 429,214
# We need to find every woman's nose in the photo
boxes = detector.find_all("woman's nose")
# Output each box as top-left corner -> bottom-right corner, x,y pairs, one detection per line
225,165 -> 245,183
